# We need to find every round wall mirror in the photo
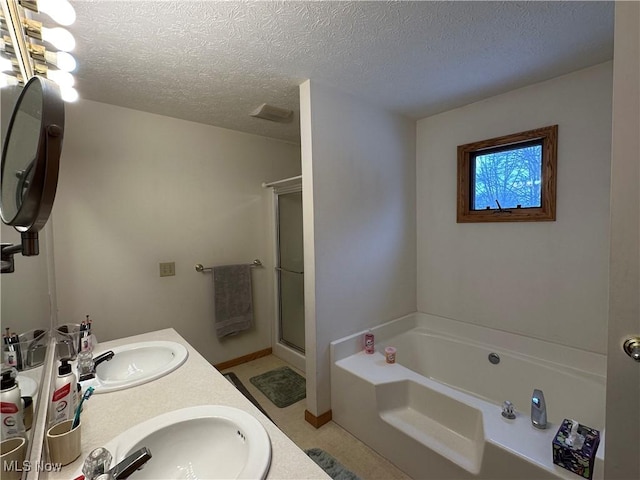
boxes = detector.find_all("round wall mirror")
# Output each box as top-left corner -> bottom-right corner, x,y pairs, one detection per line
1,76 -> 64,232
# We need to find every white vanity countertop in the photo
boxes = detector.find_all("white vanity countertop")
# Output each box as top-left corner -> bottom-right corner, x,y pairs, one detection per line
44,328 -> 329,479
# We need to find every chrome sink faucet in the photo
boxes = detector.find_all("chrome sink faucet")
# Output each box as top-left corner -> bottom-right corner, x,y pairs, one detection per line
79,350 -> 115,382
108,447 -> 152,479
93,350 -> 115,369
83,446 -> 151,480
531,389 -> 547,429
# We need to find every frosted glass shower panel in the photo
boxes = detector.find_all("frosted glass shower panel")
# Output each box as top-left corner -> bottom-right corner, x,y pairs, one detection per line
279,269 -> 305,352
278,192 -> 303,272
277,191 -> 304,353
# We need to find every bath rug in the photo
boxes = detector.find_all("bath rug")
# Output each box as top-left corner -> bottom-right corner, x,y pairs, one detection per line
249,366 -> 306,408
305,448 -> 361,480
223,372 -> 273,422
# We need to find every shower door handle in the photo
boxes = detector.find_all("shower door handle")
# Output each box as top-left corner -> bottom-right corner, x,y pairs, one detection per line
275,267 -> 304,275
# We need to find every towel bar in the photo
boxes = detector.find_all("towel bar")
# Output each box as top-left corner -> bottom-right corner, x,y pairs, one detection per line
275,267 -> 304,275
195,259 -> 262,273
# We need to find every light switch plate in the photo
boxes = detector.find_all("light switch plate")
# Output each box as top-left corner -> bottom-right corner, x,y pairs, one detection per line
159,262 -> 175,277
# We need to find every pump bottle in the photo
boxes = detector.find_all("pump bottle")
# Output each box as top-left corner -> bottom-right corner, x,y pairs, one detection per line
50,358 -> 77,424
1,368 -> 25,438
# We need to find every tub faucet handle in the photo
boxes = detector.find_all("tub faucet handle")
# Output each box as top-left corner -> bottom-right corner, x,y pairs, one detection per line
531,389 -> 547,429
501,400 -> 516,419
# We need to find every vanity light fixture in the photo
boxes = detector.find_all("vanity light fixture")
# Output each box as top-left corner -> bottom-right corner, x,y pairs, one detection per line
27,42 -> 76,71
34,61 -> 73,87
0,0 -> 78,100
18,0 -> 76,26
32,59 -> 78,102
1,36 -> 77,73
21,17 -> 75,51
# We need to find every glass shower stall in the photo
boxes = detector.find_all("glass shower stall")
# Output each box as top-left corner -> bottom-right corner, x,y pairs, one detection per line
276,189 -> 305,353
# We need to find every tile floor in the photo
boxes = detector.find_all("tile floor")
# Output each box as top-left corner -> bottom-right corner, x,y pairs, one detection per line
221,355 -> 411,480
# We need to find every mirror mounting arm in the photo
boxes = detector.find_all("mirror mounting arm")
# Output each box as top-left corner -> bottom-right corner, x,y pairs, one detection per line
1,243 -> 18,273
1,232 -> 39,273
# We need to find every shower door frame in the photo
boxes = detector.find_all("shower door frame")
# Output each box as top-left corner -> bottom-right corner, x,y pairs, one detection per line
270,182 -> 306,372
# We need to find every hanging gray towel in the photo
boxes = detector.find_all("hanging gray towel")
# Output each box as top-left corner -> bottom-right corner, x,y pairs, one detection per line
213,264 -> 253,338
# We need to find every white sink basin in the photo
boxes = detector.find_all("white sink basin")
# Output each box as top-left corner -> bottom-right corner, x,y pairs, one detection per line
86,341 -> 188,393
75,405 -> 272,479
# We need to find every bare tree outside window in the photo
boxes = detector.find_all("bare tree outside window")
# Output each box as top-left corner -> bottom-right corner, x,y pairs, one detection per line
457,125 -> 557,223
472,143 -> 542,210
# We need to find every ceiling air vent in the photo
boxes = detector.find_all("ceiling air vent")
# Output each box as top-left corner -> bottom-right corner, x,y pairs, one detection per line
249,103 -> 294,123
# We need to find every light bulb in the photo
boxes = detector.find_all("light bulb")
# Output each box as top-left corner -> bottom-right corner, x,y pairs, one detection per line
44,51 -> 76,72
46,69 -> 74,88
0,57 -> 12,72
36,0 -> 76,26
0,73 -> 19,88
41,26 -> 75,52
60,86 -> 78,102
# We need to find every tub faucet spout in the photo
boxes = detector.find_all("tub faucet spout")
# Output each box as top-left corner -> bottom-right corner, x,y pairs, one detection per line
531,389 -> 547,429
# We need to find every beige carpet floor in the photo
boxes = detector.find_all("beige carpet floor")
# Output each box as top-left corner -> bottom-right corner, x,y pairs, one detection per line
221,355 -> 411,480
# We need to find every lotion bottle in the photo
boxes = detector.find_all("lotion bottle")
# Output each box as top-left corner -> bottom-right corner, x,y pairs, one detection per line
50,358 -> 77,424
1,368 -> 25,438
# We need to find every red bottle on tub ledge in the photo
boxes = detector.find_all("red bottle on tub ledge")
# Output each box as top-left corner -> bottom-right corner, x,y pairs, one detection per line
364,330 -> 375,354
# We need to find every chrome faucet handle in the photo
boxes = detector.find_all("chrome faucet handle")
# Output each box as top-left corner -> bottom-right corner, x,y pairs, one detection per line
108,447 -> 152,479
82,447 -> 113,479
531,389 -> 547,429
501,400 -> 516,419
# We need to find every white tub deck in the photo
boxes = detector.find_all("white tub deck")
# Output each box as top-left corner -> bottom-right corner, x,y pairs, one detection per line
331,313 -> 606,480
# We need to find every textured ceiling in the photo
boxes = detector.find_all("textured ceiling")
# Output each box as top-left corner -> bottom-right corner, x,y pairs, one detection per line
70,1 -> 614,143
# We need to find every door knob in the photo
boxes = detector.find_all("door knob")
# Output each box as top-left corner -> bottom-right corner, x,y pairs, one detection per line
623,337 -> 640,362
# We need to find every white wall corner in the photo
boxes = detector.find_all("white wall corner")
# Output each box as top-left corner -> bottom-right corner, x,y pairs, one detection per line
299,80 -> 320,416
301,79 -> 417,416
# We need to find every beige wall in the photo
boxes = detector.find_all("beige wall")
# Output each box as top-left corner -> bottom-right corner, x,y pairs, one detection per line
416,62 -> 613,354
0,223 -> 52,333
300,80 -> 417,415
52,99 -> 301,366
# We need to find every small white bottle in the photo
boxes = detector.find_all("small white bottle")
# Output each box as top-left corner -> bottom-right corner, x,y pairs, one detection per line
50,358 -> 77,424
1,368 -> 25,439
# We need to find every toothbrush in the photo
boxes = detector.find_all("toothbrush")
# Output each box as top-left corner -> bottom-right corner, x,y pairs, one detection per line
72,386 -> 94,429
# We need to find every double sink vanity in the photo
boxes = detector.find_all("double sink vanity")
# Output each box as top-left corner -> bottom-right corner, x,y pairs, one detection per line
0,61 -> 327,480
34,328 -> 328,480
2,78 -> 327,479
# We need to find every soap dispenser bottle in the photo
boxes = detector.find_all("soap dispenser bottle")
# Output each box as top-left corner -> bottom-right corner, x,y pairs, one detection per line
1,368 -> 25,438
50,358 -> 77,424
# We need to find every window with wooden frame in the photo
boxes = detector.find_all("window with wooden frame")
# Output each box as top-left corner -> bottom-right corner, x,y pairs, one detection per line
457,125 -> 558,223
